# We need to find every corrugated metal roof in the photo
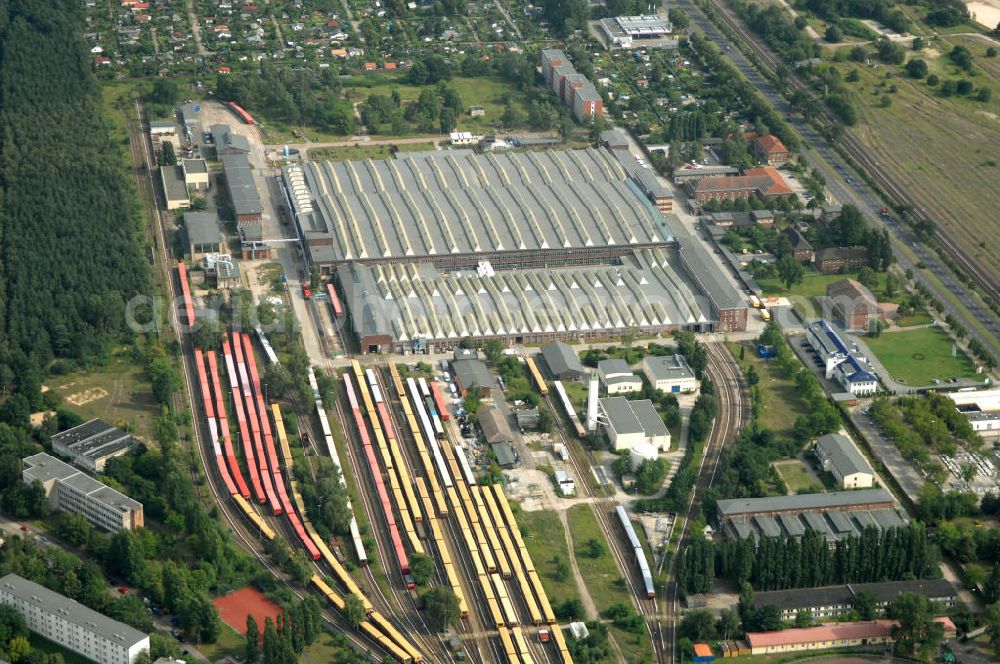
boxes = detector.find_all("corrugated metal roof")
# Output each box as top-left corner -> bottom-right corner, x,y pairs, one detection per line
716,488 -> 893,517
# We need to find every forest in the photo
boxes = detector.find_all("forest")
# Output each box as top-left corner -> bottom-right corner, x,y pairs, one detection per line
0,0 -> 149,431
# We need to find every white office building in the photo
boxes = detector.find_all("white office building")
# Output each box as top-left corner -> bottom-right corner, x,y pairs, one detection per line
599,397 -> 670,451
597,359 -> 641,394
23,453 -> 144,533
643,354 -> 697,393
0,574 -> 150,664
805,320 -> 879,396
949,388 -> 1000,439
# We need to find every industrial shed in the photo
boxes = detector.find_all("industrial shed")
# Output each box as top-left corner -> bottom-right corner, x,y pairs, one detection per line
540,341 -> 585,381
184,211 -> 223,257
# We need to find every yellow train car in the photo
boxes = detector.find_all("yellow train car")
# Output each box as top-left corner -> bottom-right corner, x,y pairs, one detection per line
359,621 -> 414,664
528,569 -> 556,625
233,494 -> 277,541
512,626 -> 535,664
481,577 -> 504,628
310,531 -> 373,614
270,403 -> 294,469
498,626 -> 518,664
492,574 -> 517,627
309,575 -> 346,611
525,356 -> 549,396
370,611 -> 424,664
473,487 -> 511,579
551,625 -> 574,664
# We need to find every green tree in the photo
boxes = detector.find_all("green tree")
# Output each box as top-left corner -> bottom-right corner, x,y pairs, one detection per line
483,339 -> 505,364
905,59 -> 928,78
245,614 -> 260,664
343,595 -> 365,629
669,7 -> 690,30
423,587 -> 461,632
717,608 -> 740,640
409,552 -> 435,586
586,538 -> 605,559
776,254 -> 805,289
794,608 -> 813,627
678,609 -> 717,641
55,512 -> 92,546
853,589 -> 878,620
888,592 -> 944,656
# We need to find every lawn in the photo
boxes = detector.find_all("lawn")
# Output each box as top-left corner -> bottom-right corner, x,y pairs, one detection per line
566,505 -> 631,614
46,351 -> 161,442
757,270 -> 893,300
773,459 -> 823,494
832,51 -> 1000,288
865,325 -> 980,386
726,341 -> 811,440
306,141 -> 437,161
560,379 -> 589,418
196,623 -> 244,661
513,508 -> 580,606
28,634 -> 92,664
301,630 -> 369,664
894,310 -> 934,327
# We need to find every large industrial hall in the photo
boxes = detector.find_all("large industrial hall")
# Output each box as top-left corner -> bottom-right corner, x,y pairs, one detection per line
281,146 -> 747,353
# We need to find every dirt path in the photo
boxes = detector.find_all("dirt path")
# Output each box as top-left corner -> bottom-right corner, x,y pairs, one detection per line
558,509 -> 599,620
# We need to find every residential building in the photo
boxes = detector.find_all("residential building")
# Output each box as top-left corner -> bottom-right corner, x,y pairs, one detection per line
452,358 -> 493,396
211,123 -> 251,155
541,342 -> 586,381
949,388 -> 1000,439
815,246 -> 869,273
0,574 -> 150,664
182,158 -> 209,191
598,359 -> 641,394
805,320 -> 879,396
685,166 -> 792,205
746,618 -> 955,656
539,50 -> 603,121
160,165 -> 189,210
827,279 -> 886,332
750,134 -> 790,166
22,453 -> 144,532
752,579 -> 957,622
643,354 -> 697,393
185,211 -> 223,257
572,83 -> 604,121
51,419 -> 136,473
814,433 -> 874,489
599,397 -> 670,451
784,227 -> 814,262
716,489 -> 901,544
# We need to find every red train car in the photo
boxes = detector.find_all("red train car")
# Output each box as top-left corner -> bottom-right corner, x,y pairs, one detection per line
227,101 -> 255,125
194,350 -> 239,497
344,375 -> 410,576
232,332 -> 280,515
430,382 -> 450,421
206,351 -> 250,499
177,263 -> 195,328
326,283 -> 343,318
222,339 -> 266,503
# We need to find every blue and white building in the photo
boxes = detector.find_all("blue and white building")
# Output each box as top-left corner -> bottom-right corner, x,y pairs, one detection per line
806,320 -> 879,396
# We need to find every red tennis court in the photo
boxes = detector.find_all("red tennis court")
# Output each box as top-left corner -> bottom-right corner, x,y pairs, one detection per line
213,586 -> 282,641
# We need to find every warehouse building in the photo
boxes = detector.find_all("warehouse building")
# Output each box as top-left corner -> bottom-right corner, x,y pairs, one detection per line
814,433 -> 874,489
716,489 -> 902,544
598,359 -> 641,394
160,165 -> 189,210
751,579 -> 957,622
212,123 -> 251,156
452,357 -> 494,396
222,154 -> 262,236
23,453 -> 144,532
676,237 -> 750,332
51,419 -> 136,473
949,388 -> 1000,439
643,354 -> 696,393
541,342 -> 586,381
0,574 -> 150,664
598,397 -> 670,451
745,617 -> 955,657
184,211 -> 223,257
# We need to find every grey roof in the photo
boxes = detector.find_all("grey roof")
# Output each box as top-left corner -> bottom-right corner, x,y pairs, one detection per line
606,375 -> 642,388
221,154 -> 261,216
871,509 -> 905,529
716,488 -> 894,518
160,165 -> 188,202
150,119 -> 176,130
183,158 -> 208,174
754,579 -> 956,612
784,227 -> 813,252
600,128 -> 630,147
853,510 -> 878,530
282,149 -> 673,263
453,359 -> 493,392
492,442 -> 517,467
574,83 -> 602,104
816,433 -> 872,478
600,397 -> 666,437
23,453 -> 142,513
675,236 -> 746,311
754,515 -> 781,538
333,249 -> 710,345
598,359 -> 632,376
644,354 -> 695,383
802,511 -> 830,534
612,14 -> 673,35
827,509 -> 854,533
541,341 -> 585,378
0,574 -> 148,647
479,406 -> 512,444
51,419 -> 135,463
184,211 -> 222,246
778,513 -> 805,537
179,103 -> 200,128
212,123 -> 251,153
672,165 -> 739,179
631,168 -> 672,200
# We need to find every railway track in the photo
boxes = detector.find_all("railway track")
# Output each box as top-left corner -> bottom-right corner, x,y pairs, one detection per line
686,0 -> 1000,356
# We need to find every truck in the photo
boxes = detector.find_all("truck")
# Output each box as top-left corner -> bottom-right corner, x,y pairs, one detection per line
302,284 -> 312,299
760,307 -> 771,322
748,294 -> 762,308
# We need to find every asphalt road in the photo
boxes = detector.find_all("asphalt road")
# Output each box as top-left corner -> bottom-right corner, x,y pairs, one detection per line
675,0 -> 1000,363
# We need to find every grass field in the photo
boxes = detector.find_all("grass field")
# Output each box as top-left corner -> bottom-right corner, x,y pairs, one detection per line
306,142 -> 436,161
513,508 -> 580,606
757,270 -> 892,300
566,505 -> 631,613
727,341 -> 811,440
46,352 -> 160,442
197,623 -> 245,661
894,310 -> 935,327
834,49 -> 1000,287
773,459 -> 823,494
864,325 -> 980,385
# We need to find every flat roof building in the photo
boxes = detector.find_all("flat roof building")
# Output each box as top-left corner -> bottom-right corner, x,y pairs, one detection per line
598,359 -> 641,394
0,574 -> 150,664
814,433 -> 874,489
599,397 -> 670,451
182,158 -> 209,191
950,388 -> 1000,439
149,119 -> 176,136
23,453 -> 144,532
643,354 -> 696,393
221,154 -> 262,231
51,419 -> 136,473
160,165 -> 189,210
541,342 -> 586,381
